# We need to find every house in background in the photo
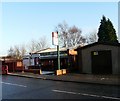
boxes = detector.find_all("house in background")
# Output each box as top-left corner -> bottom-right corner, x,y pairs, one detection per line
0,56 -> 23,72
76,42 -> 120,74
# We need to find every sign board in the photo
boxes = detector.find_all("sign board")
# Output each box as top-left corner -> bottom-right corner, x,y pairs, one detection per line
31,54 -> 40,58
52,32 -> 58,45
93,51 -> 98,55
17,61 -> 22,67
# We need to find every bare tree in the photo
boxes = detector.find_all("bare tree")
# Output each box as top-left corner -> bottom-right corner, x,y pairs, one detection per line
28,39 -> 37,53
8,47 -> 15,57
14,45 -> 21,59
55,21 -> 86,47
7,35 -> 50,58
68,26 -> 86,47
56,21 -> 69,47
28,36 -> 50,53
20,44 -> 27,57
86,30 -> 98,44
36,36 -> 50,51
7,44 -> 27,59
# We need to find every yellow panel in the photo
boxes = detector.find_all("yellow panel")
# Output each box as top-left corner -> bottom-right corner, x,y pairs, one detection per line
69,50 -> 77,55
17,62 -> 22,67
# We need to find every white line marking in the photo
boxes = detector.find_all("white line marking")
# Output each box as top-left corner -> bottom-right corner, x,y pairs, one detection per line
1,82 -> 27,88
52,89 -> 120,100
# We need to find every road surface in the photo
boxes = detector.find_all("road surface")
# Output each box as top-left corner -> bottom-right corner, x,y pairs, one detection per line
1,75 -> 120,100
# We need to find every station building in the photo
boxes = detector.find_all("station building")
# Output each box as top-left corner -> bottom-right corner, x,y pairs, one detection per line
23,46 -> 78,72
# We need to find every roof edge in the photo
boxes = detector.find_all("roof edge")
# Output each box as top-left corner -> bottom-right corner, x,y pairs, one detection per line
76,42 -> 120,50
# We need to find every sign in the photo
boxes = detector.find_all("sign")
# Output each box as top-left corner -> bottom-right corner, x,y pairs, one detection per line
17,61 -> 22,67
31,54 -> 40,58
93,51 -> 98,55
52,32 -> 58,45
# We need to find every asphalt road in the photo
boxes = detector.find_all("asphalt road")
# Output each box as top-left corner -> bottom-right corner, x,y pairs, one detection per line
1,75 -> 120,100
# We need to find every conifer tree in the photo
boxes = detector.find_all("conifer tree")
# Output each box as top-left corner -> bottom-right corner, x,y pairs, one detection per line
97,15 -> 118,43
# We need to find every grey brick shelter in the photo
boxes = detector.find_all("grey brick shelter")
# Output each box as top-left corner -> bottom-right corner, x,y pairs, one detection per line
76,42 -> 120,74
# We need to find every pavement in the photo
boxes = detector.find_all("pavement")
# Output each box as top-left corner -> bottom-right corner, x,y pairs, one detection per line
7,71 -> 120,86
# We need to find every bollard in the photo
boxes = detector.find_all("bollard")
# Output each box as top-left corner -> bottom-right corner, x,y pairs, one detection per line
62,69 -> 66,75
55,70 -> 62,76
39,69 -> 42,75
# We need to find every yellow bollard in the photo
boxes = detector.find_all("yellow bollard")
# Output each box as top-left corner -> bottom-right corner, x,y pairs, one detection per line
39,69 -> 42,75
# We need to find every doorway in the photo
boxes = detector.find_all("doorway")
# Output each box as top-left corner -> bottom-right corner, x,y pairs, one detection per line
91,50 -> 112,74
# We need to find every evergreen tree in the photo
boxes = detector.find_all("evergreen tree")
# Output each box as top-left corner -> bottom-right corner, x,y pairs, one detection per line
97,15 -> 118,43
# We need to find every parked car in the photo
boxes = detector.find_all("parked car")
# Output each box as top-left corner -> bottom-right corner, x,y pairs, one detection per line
2,65 -> 8,75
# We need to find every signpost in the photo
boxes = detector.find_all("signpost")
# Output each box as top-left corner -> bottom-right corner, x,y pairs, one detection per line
57,45 -> 60,70
52,32 -> 58,46
52,32 -> 60,70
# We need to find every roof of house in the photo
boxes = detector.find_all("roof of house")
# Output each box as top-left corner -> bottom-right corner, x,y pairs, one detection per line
33,47 -> 67,54
32,44 -> 83,54
76,42 -> 120,50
